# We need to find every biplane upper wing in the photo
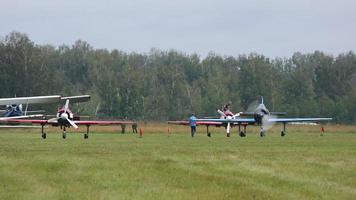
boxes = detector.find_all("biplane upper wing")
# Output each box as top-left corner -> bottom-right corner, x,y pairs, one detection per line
0,95 -> 61,105
60,95 -> 91,103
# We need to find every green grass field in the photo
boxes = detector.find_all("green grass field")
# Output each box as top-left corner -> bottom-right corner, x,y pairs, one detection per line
0,125 -> 355,199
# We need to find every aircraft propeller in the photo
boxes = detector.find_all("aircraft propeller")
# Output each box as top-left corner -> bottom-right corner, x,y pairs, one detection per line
217,109 -> 242,134
247,96 -> 277,134
62,99 -> 78,129
48,99 -> 79,129
217,109 -> 226,117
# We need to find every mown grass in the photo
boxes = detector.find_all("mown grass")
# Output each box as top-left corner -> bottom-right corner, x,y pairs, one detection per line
0,124 -> 355,199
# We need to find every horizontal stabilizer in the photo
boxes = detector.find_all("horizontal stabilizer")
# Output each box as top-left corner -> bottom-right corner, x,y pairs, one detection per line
240,112 -> 255,116
270,112 -> 287,115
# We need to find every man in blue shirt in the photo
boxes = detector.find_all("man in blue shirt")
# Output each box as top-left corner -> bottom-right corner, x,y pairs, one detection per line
189,113 -> 197,137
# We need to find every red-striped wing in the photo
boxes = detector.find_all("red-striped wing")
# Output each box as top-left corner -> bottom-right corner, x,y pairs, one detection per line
73,120 -> 136,125
3,119 -> 136,126
168,121 -> 222,126
4,119 -> 51,124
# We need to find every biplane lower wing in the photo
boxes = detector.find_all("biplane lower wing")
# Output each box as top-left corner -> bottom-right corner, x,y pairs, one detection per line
0,114 -> 44,121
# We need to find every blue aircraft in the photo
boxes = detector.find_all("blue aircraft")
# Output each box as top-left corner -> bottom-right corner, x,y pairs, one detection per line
169,96 -> 332,137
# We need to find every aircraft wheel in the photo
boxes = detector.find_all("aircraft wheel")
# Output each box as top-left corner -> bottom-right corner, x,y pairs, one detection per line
42,133 -> 46,139
281,131 -> 286,137
227,133 -> 230,137
240,131 -> 246,137
62,132 -> 66,139
84,133 -> 89,139
207,132 -> 211,137
260,131 -> 265,137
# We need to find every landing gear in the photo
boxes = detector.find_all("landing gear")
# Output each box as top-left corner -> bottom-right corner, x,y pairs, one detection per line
260,131 -> 265,137
281,131 -> 286,136
206,126 -> 211,137
62,127 -> 66,139
260,127 -> 265,137
238,125 -> 246,137
41,125 -> 46,139
84,125 -> 90,139
281,122 -> 286,137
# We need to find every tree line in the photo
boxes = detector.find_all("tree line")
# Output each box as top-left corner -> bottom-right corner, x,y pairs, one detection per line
0,31 -> 355,123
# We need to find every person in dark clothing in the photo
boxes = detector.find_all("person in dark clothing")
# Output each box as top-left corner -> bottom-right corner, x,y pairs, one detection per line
121,124 -> 126,133
132,123 -> 138,133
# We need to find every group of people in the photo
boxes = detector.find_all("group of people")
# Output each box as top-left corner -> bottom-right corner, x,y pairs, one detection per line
120,123 -> 138,134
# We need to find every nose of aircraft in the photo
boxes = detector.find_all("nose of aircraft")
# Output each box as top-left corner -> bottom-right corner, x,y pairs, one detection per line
61,112 -> 68,120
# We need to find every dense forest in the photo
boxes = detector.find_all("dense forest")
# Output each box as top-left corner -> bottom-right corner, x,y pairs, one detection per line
0,31 -> 355,123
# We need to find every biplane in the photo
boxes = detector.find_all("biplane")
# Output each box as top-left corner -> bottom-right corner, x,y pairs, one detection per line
0,95 -> 61,120
4,95 -> 137,139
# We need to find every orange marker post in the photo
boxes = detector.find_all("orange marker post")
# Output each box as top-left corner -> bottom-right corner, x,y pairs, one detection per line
139,128 -> 144,138
168,128 -> 171,135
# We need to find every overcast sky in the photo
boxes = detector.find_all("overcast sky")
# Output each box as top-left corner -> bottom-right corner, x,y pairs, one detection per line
1,0 -> 355,58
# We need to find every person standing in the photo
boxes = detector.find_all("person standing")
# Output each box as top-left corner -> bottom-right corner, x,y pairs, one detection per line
132,123 -> 138,133
189,113 -> 197,137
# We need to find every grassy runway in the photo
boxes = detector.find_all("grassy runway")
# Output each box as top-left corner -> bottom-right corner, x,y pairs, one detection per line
0,125 -> 355,199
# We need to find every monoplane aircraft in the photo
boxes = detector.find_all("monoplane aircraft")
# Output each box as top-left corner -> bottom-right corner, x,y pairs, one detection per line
4,95 -> 137,139
169,97 -> 332,137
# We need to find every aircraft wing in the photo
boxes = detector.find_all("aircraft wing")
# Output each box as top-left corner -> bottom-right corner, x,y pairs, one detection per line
195,118 -> 256,124
196,117 -> 331,124
168,121 -> 223,126
0,114 -> 44,121
0,95 -> 61,105
2,119 -> 136,126
3,119 -> 52,125
61,95 -> 91,103
0,125 -> 44,128
73,120 -> 136,125
268,118 -> 332,123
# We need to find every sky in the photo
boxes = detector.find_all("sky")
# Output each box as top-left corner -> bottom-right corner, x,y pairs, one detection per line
1,0 -> 355,58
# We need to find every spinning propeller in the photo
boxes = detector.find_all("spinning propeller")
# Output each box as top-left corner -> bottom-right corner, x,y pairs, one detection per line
246,97 -> 277,133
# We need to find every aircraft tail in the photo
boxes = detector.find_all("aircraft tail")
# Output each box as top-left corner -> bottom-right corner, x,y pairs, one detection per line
270,112 -> 287,115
